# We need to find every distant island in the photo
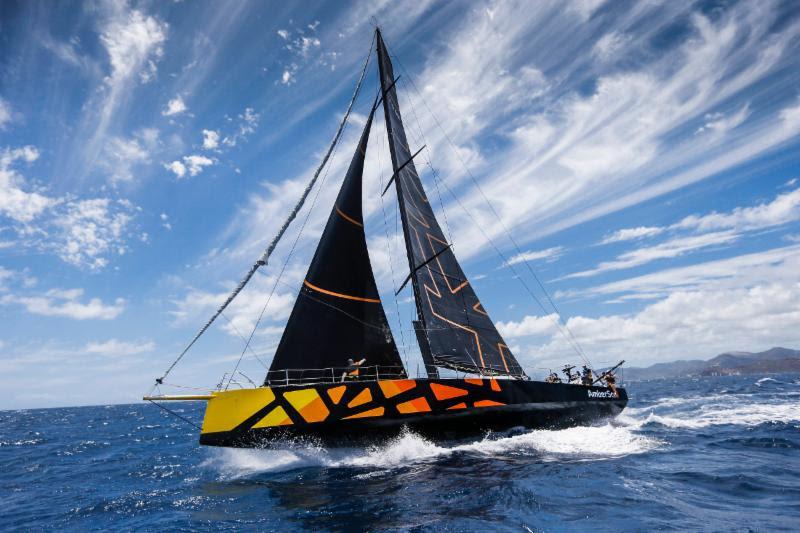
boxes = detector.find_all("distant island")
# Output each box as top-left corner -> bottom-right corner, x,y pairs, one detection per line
623,347 -> 800,381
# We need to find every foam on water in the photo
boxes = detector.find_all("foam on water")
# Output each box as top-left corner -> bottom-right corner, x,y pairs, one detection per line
636,402 -> 800,429
205,424 -> 659,479
623,390 -> 800,429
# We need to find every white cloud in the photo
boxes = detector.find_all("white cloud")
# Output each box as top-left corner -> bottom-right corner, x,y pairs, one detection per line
165,155 -> 214,178
85,339 -> 155,357
527,280 -> 800,368
496,313 -> 560,338
414,2 -> 800,265
1,288 -> 125,320
221,107 -> 260,146
183,155 -> 214,176
54,198 -> 135,270
1,144 -> 139,269
695,104 -> 750,135
277,29 -> 289,40
299,36 -> 321,57
101,8 -> 167,86
674,187 -> 800,233
202,129 -> 220,150
163,96 -> 187,116
164,160 -> 186,178
568,230 -> 738,278
592,31 -> 629,61
600,226 -> 666,245
0,97 -> 12,129
505,246 -> 564,266
281,69 -> 295,85
0,146 -> 56,223
580,187 -> 800,276
102,135 -> 150,183
571,244 -> 800,300
169,272 -> 297,340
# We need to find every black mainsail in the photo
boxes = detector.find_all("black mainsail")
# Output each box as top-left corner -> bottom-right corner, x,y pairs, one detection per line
376,30 -> 525,377
266,107 -> 405,385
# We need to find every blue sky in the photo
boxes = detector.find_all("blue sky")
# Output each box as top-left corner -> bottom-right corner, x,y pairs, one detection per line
1,0 -> 799,409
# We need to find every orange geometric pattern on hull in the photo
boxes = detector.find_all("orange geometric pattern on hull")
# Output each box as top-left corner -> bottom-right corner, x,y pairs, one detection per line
396,397 -> 431,414
283,388 -> 329,423
474,400 -> 505,408
378,379 -> 416,398
343,406 -> 385,419
200,377 -> 523,437
327,385 -> 346,405
430,383 -> 468,401
347,388 -> 372,408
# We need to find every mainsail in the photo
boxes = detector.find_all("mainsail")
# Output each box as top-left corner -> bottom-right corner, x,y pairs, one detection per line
376,30 -> 525,377
265,107 -> 405,385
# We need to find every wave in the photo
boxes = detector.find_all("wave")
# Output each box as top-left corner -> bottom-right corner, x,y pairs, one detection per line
624,401 -> 800,430
203,425 -> 660,479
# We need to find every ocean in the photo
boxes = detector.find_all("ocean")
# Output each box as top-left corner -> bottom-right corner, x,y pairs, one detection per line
1,374 -> 798,531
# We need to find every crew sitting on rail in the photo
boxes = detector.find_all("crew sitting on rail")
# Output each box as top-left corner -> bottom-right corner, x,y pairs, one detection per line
341,358 -> 367,382
581,366 -> 594,386
545,372 -> 562,383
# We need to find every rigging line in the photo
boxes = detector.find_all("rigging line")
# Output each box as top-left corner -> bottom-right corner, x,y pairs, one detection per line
153,35 -> 376,390
388,51 -> 593,368
146,400 -> 202,431
375,87 -> 410,363
219,311 -> 269,368
226,105 -> 349,390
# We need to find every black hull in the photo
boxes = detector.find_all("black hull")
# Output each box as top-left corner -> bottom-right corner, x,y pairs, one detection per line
199,379 -> 627,448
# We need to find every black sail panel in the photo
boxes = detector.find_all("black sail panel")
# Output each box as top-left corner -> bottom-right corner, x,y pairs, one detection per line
376,30 -> 524,377
266,109 -> 405,385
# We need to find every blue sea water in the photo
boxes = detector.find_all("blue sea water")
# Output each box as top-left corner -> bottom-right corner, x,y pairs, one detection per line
1,374 -> 799,531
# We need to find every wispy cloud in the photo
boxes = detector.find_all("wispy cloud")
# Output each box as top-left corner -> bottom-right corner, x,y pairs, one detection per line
1,288 -> 125,320
577,187 -> 800,277
567,231 -> 738,278
504,246 -> 564,267
85,338 -> 155,357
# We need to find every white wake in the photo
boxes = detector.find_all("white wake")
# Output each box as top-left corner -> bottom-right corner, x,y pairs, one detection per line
204,423 -> 659,479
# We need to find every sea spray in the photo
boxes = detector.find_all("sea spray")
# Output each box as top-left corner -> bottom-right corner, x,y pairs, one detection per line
203,424 -> 660,479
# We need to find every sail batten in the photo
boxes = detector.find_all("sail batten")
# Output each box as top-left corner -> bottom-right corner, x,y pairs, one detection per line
376,30 -> 525,378
265,106 -> 405,385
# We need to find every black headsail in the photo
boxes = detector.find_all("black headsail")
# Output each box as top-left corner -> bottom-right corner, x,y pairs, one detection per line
265,106 -> 405,385
376,30 -> 525,378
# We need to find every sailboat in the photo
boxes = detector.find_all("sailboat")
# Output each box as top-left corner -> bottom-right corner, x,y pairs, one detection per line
145,29 -> 627,448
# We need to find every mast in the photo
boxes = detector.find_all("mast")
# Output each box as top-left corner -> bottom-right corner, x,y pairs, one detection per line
375,30 -> 439,378
375,29 -> 525,378
265,104 -> 405,385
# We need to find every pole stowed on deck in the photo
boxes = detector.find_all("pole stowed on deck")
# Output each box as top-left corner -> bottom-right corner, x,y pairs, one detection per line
151,37 -> 376,391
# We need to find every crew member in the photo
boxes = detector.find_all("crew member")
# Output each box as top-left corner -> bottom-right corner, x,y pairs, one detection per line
603,371 -> 619,398
341,357 -> 366,382
581,366 -> 594,386
546,372 -> 562,383
562,365 -> 578,384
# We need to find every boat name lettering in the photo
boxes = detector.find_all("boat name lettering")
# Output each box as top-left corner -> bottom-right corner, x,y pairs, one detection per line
587,389 -> 616,399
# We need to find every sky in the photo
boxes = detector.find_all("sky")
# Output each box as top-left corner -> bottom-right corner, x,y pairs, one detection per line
1,0 -> 799,409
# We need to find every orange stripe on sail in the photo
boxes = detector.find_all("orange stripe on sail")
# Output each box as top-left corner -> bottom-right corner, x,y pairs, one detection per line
335,205 -> 363,227
303,280 -> 380,303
